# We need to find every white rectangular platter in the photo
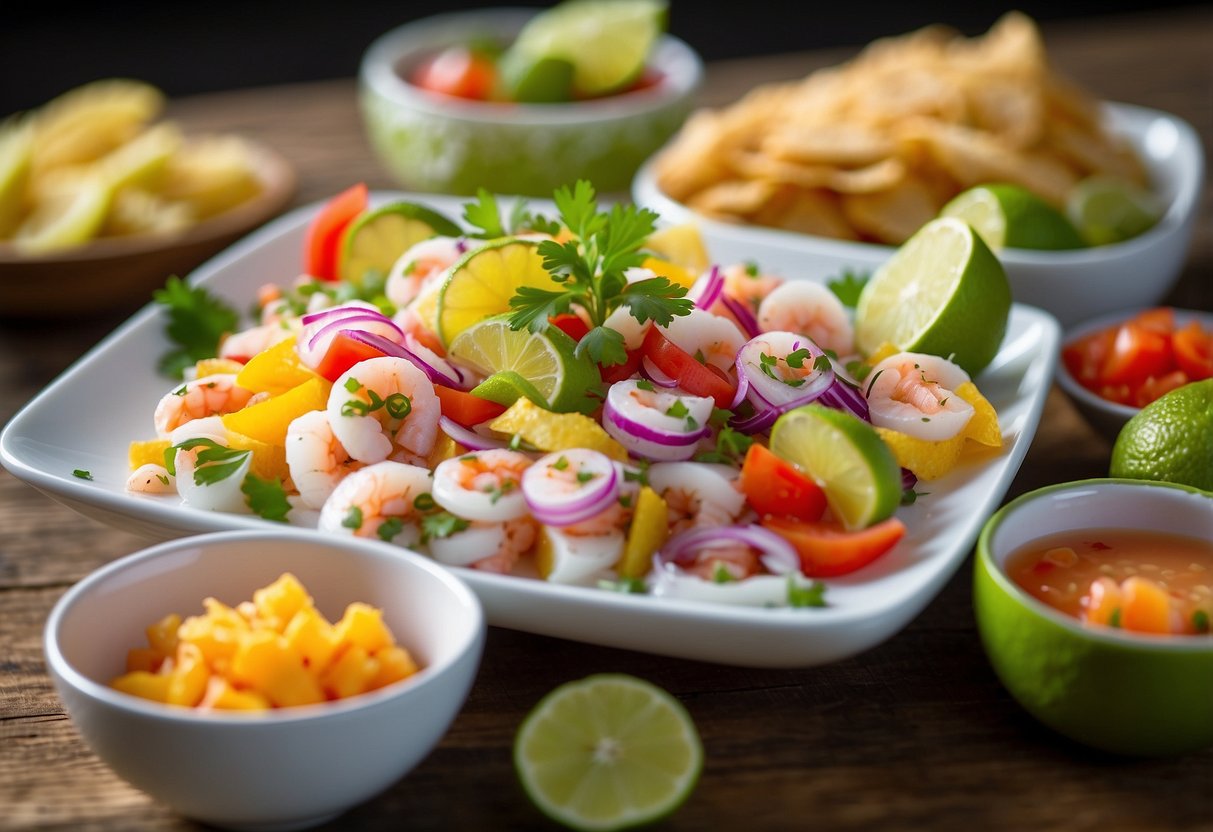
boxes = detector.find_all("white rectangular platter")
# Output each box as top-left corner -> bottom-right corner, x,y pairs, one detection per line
0,193 -> 1059,667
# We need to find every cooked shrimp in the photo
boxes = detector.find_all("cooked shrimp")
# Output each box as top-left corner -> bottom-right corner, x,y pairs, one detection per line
431,450 -> 532,522
648,462 -> 756,578
218,322 -> 295,363
541,526 -> 626,586
427,516 -> 538,574
285,410 -> 361,510
385,236 -> 467,308
126,463 -> 174,494
757,281 -> 855,357
317,460 -> 432,544
722,262 -> 784,312
153,374 -> 256,438
326,356 -> 441,464
658,308 -> 748,375
865,352 -> 974,442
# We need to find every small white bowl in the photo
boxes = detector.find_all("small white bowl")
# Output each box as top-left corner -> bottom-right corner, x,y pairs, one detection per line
359,7 -> 703,196
633,102 -> 1203,329
1055,306 -> 1213,440
44,529 -> 484,831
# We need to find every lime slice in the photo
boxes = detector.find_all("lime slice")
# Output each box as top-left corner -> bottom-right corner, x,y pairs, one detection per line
435,237 -> 564,345
855,217 -> 1011,376
339,201 -> 462,287
13,175 -> 112,254
0,117 -> 33,237
1110,379 -> 1213,492
510,0 -> 666,96
471,370 -> 551,408
941,183 -> 1085,251
1066,175 -> 1161,247
449,315 -> 602,414
769,404 -> 901,531
500,53 -> 576,103
515,674 -> 702,832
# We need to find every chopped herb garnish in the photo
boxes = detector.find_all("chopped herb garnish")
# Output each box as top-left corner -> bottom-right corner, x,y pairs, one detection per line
576,470 -> 595,484
413,492 -> 437,512
552,456 -> 570,471
384,393 -> 412,419
846,360 -> 873,382
622,462 -> 650,485
618,494 -> 633,508
153,275 -> 240,379
787,578 -> 828,608
1193,610 -> 1209,633
486,481 -> 517,504
342,506 -> 364,530
813,354 -> 833,373
156,474 -> 170,486
377,517 -> 405,542
693,349 -> 707,365
709,407 -> 732,428
598,577 -> 648,594
508,433 -> 523,451
1109,608 -> 1122,628
711,563 -> 736,584
900,488 -> 929,506
421,511 -> 471,543
635,378 -> 655,392
785,348 -> 812,368
826,268 -> 870,309
72,469 -> 93,480
694,426 -> 754,466
164,438 -> 251,486
665,400 -> 690,419
744,260 -> 760,277
344,377 -> 362,393
242,474 -> 292,522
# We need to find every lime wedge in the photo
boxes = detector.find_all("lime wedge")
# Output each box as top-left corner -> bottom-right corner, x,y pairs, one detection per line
510,0 -> 666,96
435,237 -> 564,345
13,175 -> 112,254
515,674 -> 702,832
855,217 -> 1010,376
1066,175 -> 1161,247
500,53 -> 576,103
339,201 -> 462,287
471,370 -> 551,409
449,315 -> 602,414
941,183 -> 1085,251
769,404 -> 901,531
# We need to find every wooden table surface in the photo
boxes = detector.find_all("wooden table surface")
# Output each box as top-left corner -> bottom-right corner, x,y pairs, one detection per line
2,7 -> 1211,830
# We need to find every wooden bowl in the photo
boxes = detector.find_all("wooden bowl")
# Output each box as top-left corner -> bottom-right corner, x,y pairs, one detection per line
0,140 -> 296,319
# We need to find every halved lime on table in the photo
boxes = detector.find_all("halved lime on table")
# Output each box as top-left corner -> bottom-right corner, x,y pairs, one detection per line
508,0 -> 667,96
450,316 -> 602,414
515,674 -> 702,832
855,217 -> 1011,376
941,183 -> 1085,251
338,201 -> 462,286
769,404 -> 902,531
1066,175 -> 1161,247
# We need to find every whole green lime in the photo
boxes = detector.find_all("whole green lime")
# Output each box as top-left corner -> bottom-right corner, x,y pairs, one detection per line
1110,379 -> 1213,491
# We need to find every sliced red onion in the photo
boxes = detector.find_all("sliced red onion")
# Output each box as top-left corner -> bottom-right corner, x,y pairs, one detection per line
522,449 -> 619,526
400,334 -> 467,389
902,468 -> 918,492
729,405 -> 780,435
719,293 -> 760,338
439,415 -> 511,451
300,301 -> 380,327
602,381 -> 713,461
639,357 -> 679,388
298,306 -> 404,369
338,330 -> 468,390
659,524 -> 801,576
816,374 -> 870,421
687,265 -> 723,310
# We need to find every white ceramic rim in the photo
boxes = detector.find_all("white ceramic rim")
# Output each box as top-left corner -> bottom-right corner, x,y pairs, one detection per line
359,7 -> 703,125
43,528 -> 485,724
633,101 -> 1204,266
1054,307 -> 1213,423
981,478 -> 1213,652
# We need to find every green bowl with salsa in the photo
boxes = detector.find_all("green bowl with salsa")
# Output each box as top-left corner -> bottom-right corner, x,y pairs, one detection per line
975,478 -> 1213,756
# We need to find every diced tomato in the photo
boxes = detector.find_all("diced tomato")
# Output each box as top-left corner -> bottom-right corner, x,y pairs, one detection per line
304,183 -> 368,282
313,331 -> 387,381
738,444 -> 827,522
1174,321 -> 1213,380
549,313 -> 590,342
410,47 -> 497,101
1097,383 -> 1134,406
600,348 -> 643,384
641,326 -> 737,408
433,384 -> 507,428
761,516 -> 906,577
1062,329 -> 1115,386
1132,307 -> 1175,334
1132,370 -> 1189,408
1100,322 -> 1172,386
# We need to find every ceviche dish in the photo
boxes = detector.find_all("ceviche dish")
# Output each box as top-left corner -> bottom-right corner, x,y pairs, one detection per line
124,181 -> 1011,609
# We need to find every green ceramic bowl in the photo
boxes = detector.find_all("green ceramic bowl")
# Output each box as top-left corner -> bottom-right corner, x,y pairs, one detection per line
358,8 -> 702,197
975,478 -> 1213,756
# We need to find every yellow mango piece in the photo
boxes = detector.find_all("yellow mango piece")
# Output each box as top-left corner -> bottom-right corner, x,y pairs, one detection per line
641,255 -> 697,289
535,527 -> 555,580
222,377 -> 329,447
955,382 -> 1002,448
253,572 -> 313,623
198,677 -> 271,711
644,223 -> 710,274
320,644 -> 379,700
619,486 -> 668,579
166,643 -> 210,707
111,671 -> 173,703
195,357 -> 245,378
126,647 -> 163,674
234,336 -> 317,395
370,645 -> 418,690
129,438 -> 171,470
1121,577 -> 1175,635
284,608 -> 342,676
229,631 -> 325,708
179,604 -> 247,671
335,603 -> 394,654
145,613 -> 181,658
876,427 -> 966,482
425,432 -> 464,468
489,398 -> 627,462
225,432 -> 289,482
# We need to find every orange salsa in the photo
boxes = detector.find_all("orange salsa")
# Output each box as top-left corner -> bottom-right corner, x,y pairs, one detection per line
1008,529 -> 1213,636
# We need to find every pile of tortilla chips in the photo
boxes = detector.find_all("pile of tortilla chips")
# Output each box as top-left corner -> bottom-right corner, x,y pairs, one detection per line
654,12 -> 1148,245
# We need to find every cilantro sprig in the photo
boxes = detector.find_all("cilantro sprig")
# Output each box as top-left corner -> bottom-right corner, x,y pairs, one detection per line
825,268 -> 870,309
153,276 -> 240,379
463,188 -> 561,240
506,181 -> 692,366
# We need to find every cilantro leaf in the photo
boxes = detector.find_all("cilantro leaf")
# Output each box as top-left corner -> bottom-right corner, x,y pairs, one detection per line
153,276 -> 240,379
72,469 -> 93,480
614,277 -> 692,327
576,326 -> 628,366
826,268 -> 870,309
462,188 -> 506,239
788,578 -> 828,608
242,475 -> 292,522
421,511 -> 471,544
508,285 -> 582,333
597,577 -> 648,594
164,438 -> 250,486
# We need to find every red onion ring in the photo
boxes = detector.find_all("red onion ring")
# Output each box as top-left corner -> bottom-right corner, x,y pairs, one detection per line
521,451 -> 619,527
659,524 -> 801,575
736,333 -> 834,407
438,415 -> 511,451
337,330 -> 467,390
639,357 -> 679,388
719,294 -> 760,338
300,303 -> 381,327
816,375 -> 871,422
901,468 -> 918,492
687,265 -> 723,310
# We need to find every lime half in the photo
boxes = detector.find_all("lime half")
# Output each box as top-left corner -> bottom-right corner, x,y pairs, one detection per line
855,217 -> 1011,376
449,316 -> 602,414
769,404 -> 902,530
510,0 -> 666,96
339,201 -> 462,286
941,183 -> 1085,251
1066,175 -> 1161,247
515,674 -> 702,832
1110,379 -> 1213,491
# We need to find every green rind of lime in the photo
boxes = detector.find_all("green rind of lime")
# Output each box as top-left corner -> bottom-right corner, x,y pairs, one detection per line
338,201 -> 462,286
471,370 -> 551,409
855,217 -> 1011,376
1109,378 -> 1213,492
941,183 -> 1086,251
514,674 -> 703,832
1066,175 -> 1162,247
769,404 -> 902,531
499,53 -> 576,103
